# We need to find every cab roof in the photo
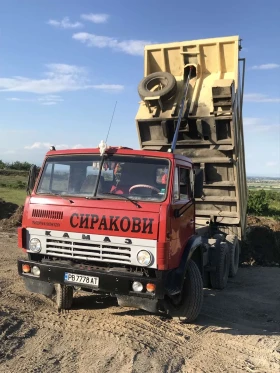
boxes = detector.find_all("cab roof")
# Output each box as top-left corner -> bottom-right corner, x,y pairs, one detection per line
45,146 -> 193,166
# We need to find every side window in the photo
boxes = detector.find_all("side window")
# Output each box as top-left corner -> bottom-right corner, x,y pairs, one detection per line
173,167 -> 179,200
179,168 -> 191,200
51,164 -> 70,192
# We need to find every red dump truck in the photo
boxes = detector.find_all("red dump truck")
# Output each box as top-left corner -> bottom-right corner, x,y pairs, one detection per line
18,35 -> 247,322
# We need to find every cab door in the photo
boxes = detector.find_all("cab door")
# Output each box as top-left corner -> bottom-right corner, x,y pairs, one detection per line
169,165 -> 195,268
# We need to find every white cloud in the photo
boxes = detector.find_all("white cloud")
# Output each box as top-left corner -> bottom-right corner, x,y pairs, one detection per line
47,17 -> 83,29
81,13 -> 109,23
72,144 -> 84,149
266,161 -> 278,167
6,94 -> 64,105
243,117 -> 280,132
38,95 -> 64,102
6,97 -> 21,101
41,101 -> 57,106
24,142 -> 68,150
244,93 -> 280,103
0,63 -> 124,94
251,63 -> 280,70
91,84 -> 124,92
45,64 -> 86,75
73,32 -> 151,56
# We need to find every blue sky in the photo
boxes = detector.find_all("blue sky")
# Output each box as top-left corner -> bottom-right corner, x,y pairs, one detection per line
0,0 -> 279,177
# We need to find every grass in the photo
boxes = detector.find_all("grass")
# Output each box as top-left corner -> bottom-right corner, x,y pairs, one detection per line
0,174 -> 27,206
0,174 -> 27,189
0,187 -> 27,206
0,174 -> 27,183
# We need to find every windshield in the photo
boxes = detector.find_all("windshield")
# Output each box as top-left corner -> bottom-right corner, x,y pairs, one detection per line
37,154 -> 170,202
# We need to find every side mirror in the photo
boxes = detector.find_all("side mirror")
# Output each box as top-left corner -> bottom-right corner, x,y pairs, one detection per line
194,169 -> 204,198
26,165 -> 38,195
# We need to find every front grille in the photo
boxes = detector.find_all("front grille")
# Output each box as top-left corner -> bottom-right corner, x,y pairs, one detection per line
46,239 -> 131,264
32,209 -> 63,220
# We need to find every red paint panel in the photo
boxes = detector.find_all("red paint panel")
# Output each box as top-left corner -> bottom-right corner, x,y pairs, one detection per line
169,201 -> 195,269
17,227 -> 27,252
25,200 -> 160,240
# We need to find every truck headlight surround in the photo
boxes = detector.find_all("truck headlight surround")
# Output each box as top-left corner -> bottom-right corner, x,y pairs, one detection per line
137,250 -> 152,266
29,238 -> 41,253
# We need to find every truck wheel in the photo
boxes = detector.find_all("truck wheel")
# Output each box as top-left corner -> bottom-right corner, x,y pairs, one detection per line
165,260 -> 203,323
226,235 -> 240,278
55,284 -> 73,311
138,72 -> 177,101
210,242 -> 230,289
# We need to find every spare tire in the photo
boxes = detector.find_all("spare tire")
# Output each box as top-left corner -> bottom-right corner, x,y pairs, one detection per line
138,72 -> 177,101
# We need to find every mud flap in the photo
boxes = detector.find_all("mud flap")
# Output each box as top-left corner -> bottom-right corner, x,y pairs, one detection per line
116,295 -> 158,313
23,277 -> 54,298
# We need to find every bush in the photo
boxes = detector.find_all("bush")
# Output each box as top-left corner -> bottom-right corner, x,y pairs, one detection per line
247,190 -> 269,215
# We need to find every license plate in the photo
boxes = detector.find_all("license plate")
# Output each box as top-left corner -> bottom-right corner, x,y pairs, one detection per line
64,272 -> 99,287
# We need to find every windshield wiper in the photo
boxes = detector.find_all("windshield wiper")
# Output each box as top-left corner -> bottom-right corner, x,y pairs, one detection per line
102,192 -> 141,208
38,192 -> 74,204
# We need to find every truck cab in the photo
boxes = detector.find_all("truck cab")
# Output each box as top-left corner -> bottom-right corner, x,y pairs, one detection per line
18,146 -> 206,321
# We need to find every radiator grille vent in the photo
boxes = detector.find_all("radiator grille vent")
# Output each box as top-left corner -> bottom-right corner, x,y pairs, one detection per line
46,239 -> 131,263
32,209 -> 63,220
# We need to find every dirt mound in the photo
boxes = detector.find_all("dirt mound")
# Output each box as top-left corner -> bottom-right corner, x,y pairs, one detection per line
241,215 -> 280,266
0,199 -> 19,220
0,199 -> 23,230
247,215 -> 280,232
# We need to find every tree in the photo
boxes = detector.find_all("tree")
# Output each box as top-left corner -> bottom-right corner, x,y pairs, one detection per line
0,160 -> 5,169
247,190 -> 269,215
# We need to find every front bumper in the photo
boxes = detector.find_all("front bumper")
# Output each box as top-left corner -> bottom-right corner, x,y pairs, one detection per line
18,259 -> 165,300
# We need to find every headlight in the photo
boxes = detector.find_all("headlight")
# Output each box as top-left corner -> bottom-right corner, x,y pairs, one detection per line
32,266 -> 41,276
132,281 -> 143,292
29,238 -> 41,253
137,250 -> 152,266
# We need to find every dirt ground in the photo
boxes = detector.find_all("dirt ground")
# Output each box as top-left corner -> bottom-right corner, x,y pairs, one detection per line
0,231 -> 279,373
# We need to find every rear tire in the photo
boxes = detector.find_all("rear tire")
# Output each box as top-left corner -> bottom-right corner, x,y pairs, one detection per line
226,235 -> 240,278
210,242 -> 230,289
165,260 -> 203,323
55,284 -> 73,311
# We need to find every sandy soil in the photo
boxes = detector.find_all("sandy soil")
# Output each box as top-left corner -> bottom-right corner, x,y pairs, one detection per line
0,230 -> 280,373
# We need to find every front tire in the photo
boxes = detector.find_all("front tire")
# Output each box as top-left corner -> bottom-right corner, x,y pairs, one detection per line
165,260 -> 203,323
55,284 -> 73,311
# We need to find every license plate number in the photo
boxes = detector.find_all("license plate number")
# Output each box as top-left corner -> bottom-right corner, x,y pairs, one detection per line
64,272 -> 99,287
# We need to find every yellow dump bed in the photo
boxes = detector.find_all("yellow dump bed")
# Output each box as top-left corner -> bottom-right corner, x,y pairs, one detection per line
135,36 -> 247,239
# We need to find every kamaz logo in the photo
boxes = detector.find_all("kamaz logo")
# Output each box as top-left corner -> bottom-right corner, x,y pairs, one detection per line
44,231 -> 133,244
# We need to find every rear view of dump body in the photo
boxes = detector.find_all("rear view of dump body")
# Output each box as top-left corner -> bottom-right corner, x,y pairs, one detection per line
136,36 -> 247,239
